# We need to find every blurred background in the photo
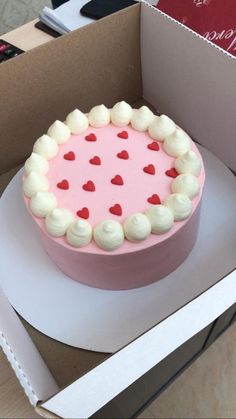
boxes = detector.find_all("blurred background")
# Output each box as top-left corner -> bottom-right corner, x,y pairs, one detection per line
0,0 -> 50,35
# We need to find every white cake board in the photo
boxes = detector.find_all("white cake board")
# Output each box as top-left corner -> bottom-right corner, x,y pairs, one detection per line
0,146 -> 236,353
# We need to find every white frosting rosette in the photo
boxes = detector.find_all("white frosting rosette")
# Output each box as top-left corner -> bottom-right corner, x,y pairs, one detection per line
93,220 -> 124,250
66,220 -> 92,247
110,101 -> 133,126
148,115 -> 176,141
45,208 -> 74,237
30,191 -> 57,217
123,213 -> 151,242
24,152 -> 49,175
171,174 -> 200,199
88,104 -> 110,127
33,134 -> 59,160
23,172 -> 49,198
131,106 -> 154,131
145,205 -> 174,234
175,150 -> 201,176
66,109 -> 88,134
164,129 -> 191,157
47,120 -> 71,145
164,193 -> 192,221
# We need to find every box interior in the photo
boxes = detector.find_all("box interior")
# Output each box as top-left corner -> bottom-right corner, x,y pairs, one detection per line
0,1 -> 236,408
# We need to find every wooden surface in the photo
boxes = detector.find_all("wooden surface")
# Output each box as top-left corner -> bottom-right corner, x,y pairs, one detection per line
0,349 -> 40,419
2,19 -> 52,51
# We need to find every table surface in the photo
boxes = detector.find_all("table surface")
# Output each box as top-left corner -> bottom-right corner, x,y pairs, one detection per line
2,19 -> 52,51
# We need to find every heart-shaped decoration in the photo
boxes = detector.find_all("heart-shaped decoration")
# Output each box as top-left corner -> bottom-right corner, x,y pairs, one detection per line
89,155 -> 101,165
109,203 -> 122,216
165,168 -> 178,178
117,150 -> 129,160
82,180 -> 96,192
147,142 -> 159,151
117,131 -> 128,139
143,164 -> 155,175
85,133 -> 97,142
77,207 -> 89,219
57,179 -> 69,190
147,194 -> 161,205
111,175 -> 124,185
64,151 -> 75,160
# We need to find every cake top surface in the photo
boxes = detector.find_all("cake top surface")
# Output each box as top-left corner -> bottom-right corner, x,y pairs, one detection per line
47,125 -> 183,225
23,102 -> 205,253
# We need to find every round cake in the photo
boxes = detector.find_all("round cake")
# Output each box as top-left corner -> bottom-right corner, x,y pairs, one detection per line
22,101 -> 205,290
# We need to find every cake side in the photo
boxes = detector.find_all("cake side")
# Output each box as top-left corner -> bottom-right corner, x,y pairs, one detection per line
39,202 -> 201,290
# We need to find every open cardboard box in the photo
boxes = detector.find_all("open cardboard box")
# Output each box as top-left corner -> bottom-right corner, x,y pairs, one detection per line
0,2 -> 236,418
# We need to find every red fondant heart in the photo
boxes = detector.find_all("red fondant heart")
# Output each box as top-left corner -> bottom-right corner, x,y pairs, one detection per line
77,207 -> 89,219
89,156 -> 101,165
165,168 -> 178,178
109,203 -> 122,216
64,151 -> 75,161
147,142 -> 159,151
143,164 -> 155,175
117,150 -> 129,160
117,131 -> 128,139
82,180 -> 95,192
111,175 -> 124,185
57,179 -> 69,190
85,133 -> 97,142
147,194 -> 161,205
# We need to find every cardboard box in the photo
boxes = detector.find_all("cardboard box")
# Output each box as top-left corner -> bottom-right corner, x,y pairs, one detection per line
0,3 -> 236,417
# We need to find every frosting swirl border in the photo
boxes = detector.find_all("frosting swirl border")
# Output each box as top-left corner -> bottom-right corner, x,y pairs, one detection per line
23,102 -> 204,251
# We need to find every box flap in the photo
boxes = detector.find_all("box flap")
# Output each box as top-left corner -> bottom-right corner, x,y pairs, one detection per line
0,4 -> 141,175
41,271 -> 236,418
0,288 -> 58,405
141,3 -> 236,171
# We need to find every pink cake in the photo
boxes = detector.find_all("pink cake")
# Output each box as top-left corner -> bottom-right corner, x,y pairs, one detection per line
23,102 -> 205,290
